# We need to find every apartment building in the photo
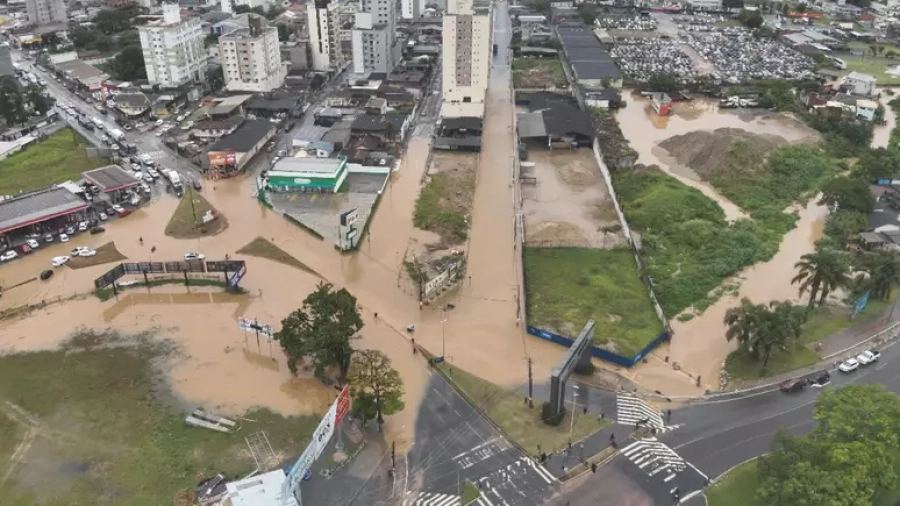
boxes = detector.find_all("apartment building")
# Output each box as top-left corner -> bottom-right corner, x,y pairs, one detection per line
25,0 -> 66,26
308,0 -> 346,73
442,0 -> 492,117
220,14 -> 286,92
139,5 -> 208,88
351,0 -> 400,74
401,0 -> 426,20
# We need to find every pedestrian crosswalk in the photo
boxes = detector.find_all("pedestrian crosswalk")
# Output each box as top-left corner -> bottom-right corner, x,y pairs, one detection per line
620,438 -> 686,483
405,492 -> 495,506
615,393 -> 665,430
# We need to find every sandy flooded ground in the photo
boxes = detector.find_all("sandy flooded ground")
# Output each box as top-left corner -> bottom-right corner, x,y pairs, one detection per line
521,149 -> 624,248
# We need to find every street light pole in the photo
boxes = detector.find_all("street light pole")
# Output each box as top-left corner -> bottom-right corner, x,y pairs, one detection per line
441,314 -> 447,358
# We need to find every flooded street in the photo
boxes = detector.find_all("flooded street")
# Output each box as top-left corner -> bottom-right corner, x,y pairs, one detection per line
873,87 -> 899,149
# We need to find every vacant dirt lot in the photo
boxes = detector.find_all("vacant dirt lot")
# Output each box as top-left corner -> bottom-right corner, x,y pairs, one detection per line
413,151 -> 478,248
521,149 -> 624,248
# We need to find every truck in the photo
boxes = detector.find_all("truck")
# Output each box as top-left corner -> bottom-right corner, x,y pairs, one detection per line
164,169 -> 182,188
109,128 -> 125,142
493,44 -> 498,55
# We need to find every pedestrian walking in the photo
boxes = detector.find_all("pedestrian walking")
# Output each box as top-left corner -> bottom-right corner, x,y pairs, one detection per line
139,236 -> 143,245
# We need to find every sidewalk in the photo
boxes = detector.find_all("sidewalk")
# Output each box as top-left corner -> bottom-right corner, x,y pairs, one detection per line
811,301 -> 897,357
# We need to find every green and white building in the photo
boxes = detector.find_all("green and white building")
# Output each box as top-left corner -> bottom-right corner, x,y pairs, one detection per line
263,156 -> 349,194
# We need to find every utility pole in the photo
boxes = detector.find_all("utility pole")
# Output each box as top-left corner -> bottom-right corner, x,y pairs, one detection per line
442,307 -> 447,357
527,358 -> 533,401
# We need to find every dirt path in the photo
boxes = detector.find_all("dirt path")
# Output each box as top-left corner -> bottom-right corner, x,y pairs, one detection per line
1,402 -> 38,488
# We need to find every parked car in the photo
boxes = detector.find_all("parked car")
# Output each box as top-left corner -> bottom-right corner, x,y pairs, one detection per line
78,221 -> 88,231
111,204 -> 125,214
19,244 -> 31,254
25,238 -> 39,249
59,233 -> 70,243
0,250 -> 17,261
66,225 -> 75,235
72,246 -> 96,257
148,168 -> 159,178
90,226 -> 105,235
51,255 -> 70,267
98,212 -> 108,221
780,378 -> 806,393
43,233 -> 53,242
857,349 -> 881,365
131,163 -> 142,172
184,252 -> 205,261
838,358 -> 860,373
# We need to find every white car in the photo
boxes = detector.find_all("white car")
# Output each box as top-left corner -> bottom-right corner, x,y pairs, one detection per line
25,238 -> 39,249
111,204 -> 125,214
78,221 -> 88,231
857,349 -> 881,365
147,168 -> 159,178
99,212 -> 108,221
74,247 -> 96,257
143,173 -> 154,183
59,233 -> 70,243
184,252 -> 205,261
51,255 -> 70,267
838,358 -> 860,373
131,163 -> 142,172
0,250 -> 17,261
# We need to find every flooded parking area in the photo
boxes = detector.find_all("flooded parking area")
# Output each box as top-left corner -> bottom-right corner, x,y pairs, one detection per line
521,148 -> 624,248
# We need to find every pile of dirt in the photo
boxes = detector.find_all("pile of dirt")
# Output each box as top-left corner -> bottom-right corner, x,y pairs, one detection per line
658,128 -> 787,178
526,221 -> 591,247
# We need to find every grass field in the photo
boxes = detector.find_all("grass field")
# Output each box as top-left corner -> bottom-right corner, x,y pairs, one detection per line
511,58 -> 568,89
0,128 -> 109,196
523,247 -> 663,357
433,359 -> 609,454
0,330 -> 317,506
840,55 -> 900,84
67,242 -> 126,269
237,237 -> 320,277
164,189 -> 228,239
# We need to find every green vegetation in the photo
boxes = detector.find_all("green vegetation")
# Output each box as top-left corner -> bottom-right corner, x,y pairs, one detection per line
0,128 -> 109,196
431,357 -> 609,454
612,166 -> 791,316
724,343 -> 820,380
461,480 -> 481,505
841,55 -> 900,85
237,236 -> 320,277
0,330 -> 317,506
799,294 -> 891,346
511,58 -> 568,89
413,173 -> 471,245
164,189 -> 228,239
523,247 -> 663,357
67,241 -> 126,269
709,385 -> 900,506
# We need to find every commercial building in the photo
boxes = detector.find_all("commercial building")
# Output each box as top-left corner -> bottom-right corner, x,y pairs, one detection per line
0,186 -> 90,249
351,0 -> 400,74
842,71 -> 877,97
219,14 -> 287,92
308,0 -> 346,73
207,119 -> 276,178
263,156 -> 349,194
25,0 -> 66,26
441,0 -> 492,117
138,4 -> 208,88
54,59 -> 110,91
683,0 -> 722,10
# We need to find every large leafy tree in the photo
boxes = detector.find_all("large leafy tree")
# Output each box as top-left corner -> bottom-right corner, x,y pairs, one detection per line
792,244 -> 851,308
724,299 -> 803,368
824,210 -> 867,243
107,46 -> 147,82
26,85 -> 50,116
855,250 -> 900,300
274,282 -> 364,380
819,176 -> 876,215
347,349 -> 405,425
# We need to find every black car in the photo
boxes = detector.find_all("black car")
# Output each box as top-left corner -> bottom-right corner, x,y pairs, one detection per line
90,226 -> 105,234
780,378 -> 806,393
40,269 -> 53,280
192,179 -> 202,191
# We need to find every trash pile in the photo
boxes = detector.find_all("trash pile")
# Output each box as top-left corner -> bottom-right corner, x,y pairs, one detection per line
595,15 -> 658,31
685,27 -> 815,83
610,38 -> 699,82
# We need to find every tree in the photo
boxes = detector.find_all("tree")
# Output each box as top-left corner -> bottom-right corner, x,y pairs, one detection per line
25,85 -> 50,116
824,210 -> 867,243
347,350 -> 404,425
206,66 -> 225,92
646,72 -> 680,93
276,23 -> 291,43
815,384 -> 900,446
107,45 -> 147,81
857,147 -> 900,181
739,9 -> 764,29
856,250 -> 900,300
723,0 -> 744,9
792,244 -> 851,308
724,299 -> 803,368
274,282 -> 364,379
819,176 -> 875,214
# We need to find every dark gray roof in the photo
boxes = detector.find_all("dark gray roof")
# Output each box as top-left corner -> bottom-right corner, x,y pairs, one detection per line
209,120 -> 274,152
246,95 -> 303,111
435,137 -> 482,148
441,117 -> 483,131
83,165 -> 141,192
0,187 -> 89,234
114,93 -> 150,108
351,114 -> 408,133
869,206 -> 900,231
571,61 -> 621,80
584,88 -> 621,102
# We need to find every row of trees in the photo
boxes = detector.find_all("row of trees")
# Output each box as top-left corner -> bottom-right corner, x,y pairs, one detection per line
757,384 -> 899,505
274,283 -> 405,426
0,77 -> 52,127
725,239 -> 900,369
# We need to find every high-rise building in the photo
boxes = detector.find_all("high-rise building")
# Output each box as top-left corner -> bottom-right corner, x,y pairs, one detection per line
219,14 -> 286,92
25,0 -> 66,26
350,0 -> 399,75
401,0 -> 425,20
442,0 -> 492,117
307,0 -> 346,73
138,4 -> 208,88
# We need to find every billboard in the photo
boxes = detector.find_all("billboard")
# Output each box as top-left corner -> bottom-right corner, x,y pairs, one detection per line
209,151 -> 237,167
340,208 -> 358,227
282,386 -> 351,502
228,263 -> 248,288
852,291 -> 871,319
93,263 -> 126,289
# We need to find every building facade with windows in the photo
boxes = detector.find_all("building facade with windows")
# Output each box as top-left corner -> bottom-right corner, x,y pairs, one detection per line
308,0 -> 346,73
25,0 -> 66,26
351,0 -> 400,74
219,14 -> 286,92
441,0 -> 492,117
138,4 -> 208,88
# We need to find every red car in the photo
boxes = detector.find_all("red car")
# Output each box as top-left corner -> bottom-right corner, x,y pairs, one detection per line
780,378 -> 806,393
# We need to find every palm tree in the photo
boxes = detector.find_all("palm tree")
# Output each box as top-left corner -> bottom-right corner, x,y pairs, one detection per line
725,299 -> 804,369
725,298 -> 767,361
792,246 -> 851,309
856,251 -> 900,300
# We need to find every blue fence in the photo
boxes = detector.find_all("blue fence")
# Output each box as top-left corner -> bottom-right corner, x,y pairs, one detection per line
526,325 -> 671,368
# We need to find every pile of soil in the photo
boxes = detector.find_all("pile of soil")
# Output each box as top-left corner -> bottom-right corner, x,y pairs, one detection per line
526,221 -> 591,247
658,128 -> 787,178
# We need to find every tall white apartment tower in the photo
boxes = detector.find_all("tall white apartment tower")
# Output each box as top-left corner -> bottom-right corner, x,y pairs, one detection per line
220,14 -> 287,92
441,0 -> 492,117
138,4 -> 208,88
401,0 -> 425,21
25,0 -> 66,26
308,0 -> 346,73
351,0 -> 399,74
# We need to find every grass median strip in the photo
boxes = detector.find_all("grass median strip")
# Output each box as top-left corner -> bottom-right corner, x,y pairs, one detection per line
431,357 -> 609,454
66,242 -> 126,269
165,190 -> 228,239
236,237 -> 320,277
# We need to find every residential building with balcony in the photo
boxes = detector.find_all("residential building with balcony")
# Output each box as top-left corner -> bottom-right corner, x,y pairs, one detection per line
308,0 -> 346,73
441,0 -> 492,117
219,14 -> 287,92
138,4 -> 208,88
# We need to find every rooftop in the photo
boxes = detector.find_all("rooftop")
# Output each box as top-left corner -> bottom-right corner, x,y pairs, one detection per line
223,470 -> 298,506
846,71 -> 877,83
0,186 -> 89,235
55,59 -> 108,82
82,165 -> 141,192
351,114 -> 408,133
270,156 -> 346,175
209,120 -> 274,152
